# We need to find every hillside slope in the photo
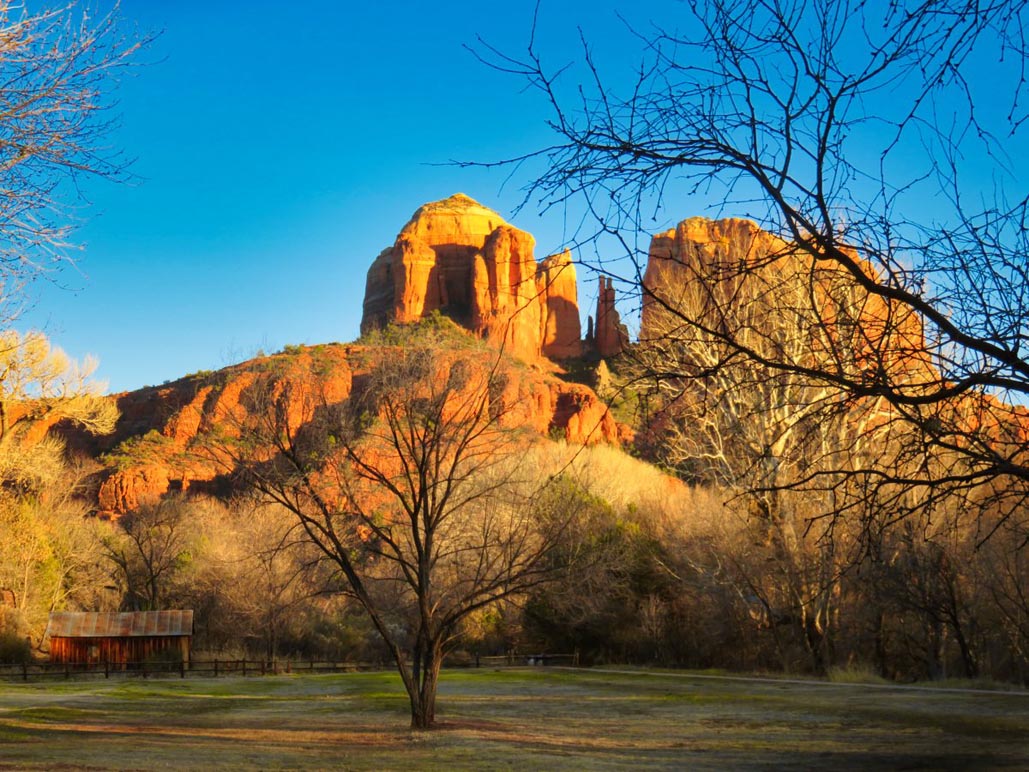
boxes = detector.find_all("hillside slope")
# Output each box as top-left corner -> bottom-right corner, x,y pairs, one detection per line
85,337 -> 618,516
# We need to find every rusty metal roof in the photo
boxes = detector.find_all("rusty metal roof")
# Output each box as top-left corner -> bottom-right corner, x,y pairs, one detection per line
46,611 -> 194,639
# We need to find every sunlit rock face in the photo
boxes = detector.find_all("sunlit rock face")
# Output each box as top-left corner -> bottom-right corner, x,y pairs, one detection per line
88,344 -> 617,516
361,194 -> 582,361
641,216 -> 936,386
537,250 -> 582,359
591,276 -> 628,358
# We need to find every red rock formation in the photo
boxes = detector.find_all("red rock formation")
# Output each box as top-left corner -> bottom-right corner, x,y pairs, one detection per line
362,194 -> 584,361
472,224 -> 542,359
641,216 -> 935,385
91,343 -> 618,516
537,250 -> 582,359
591,276 -> 628,358
97,464 -> 170,513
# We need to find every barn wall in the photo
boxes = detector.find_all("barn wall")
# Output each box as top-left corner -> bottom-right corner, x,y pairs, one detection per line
49,635 -> 192,666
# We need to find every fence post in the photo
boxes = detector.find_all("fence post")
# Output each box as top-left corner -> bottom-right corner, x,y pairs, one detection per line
21,661 -> 27,681
214,658 -> 219,677
180,659 -> 185,678
104,660 -> 109,679
242,658 -> 247,677
64,663 -> 69,680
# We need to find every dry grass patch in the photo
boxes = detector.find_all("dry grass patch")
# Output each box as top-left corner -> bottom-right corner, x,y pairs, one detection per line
0,668 -> 1026,769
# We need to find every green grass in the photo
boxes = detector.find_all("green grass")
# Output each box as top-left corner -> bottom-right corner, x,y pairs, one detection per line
0,668 -> 1026,769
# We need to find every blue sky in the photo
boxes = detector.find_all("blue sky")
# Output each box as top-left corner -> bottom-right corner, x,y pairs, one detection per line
24,0 -> 676,392
20,0 -> 1026,393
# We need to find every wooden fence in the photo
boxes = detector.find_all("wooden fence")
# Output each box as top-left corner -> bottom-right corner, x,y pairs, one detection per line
0,653 -> 577,682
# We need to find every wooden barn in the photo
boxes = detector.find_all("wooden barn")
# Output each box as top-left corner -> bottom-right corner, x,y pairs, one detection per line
45,611 -> 194,666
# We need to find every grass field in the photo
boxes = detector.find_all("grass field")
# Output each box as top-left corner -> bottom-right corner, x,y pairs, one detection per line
1,667 -> 1027,770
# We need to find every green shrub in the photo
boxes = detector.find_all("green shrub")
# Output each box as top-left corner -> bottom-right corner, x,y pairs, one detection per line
359,311 -> 481,350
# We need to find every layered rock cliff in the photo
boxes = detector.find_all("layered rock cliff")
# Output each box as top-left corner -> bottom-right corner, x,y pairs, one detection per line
641,216 -> 936,385
362,194 -> 582,361
91,341 -> 618,516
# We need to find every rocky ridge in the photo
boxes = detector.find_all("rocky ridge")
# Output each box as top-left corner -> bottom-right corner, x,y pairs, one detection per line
91,342 -> 618,516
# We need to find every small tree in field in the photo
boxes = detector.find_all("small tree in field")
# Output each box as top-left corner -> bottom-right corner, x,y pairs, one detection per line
225,333 -> 567,729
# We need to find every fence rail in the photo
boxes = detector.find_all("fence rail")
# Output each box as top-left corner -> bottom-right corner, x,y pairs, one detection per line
0,652 -> 577,682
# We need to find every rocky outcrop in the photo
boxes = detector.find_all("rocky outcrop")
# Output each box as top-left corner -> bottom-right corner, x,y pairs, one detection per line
642,217 -> 789,337
641,216 -> 936,384
537,250 -> 582,359
589,276 -> 627,358
91,343 -> 618,516
362,194 -> 583,361
97,464 -> 171,513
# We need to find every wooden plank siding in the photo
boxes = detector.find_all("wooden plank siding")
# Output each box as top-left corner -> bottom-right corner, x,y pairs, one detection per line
49,635 -> 190,667
46,611 -> 193,667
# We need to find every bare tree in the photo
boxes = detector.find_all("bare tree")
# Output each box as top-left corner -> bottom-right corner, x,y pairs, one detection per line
0,1 -> 141,321
220,333 -> 569,729
103,498 -> 192,612
484,0 -> 1029,534
167,497 -> 333,658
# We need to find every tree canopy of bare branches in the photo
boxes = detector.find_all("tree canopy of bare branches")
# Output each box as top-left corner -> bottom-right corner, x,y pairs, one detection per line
220,333 -> 570,729
0,1 -> 141,320
483,0 -> 1029,536
0,329 -> 116,492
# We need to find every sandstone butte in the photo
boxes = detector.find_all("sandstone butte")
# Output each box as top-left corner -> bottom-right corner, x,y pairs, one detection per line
362,193 -> 627,361
643,216 -> 938,387
640,216 -> 1029,455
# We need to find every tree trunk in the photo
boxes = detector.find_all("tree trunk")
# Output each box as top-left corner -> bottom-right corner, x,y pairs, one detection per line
872,609 -> 889,679
949,616 -> 979,679
927,620 -> 945,680
407,642 -> 442,730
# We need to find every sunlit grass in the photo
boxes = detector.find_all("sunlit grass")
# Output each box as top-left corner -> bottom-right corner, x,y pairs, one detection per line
0,668 -> 1026,770
827,663 -> 889,684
